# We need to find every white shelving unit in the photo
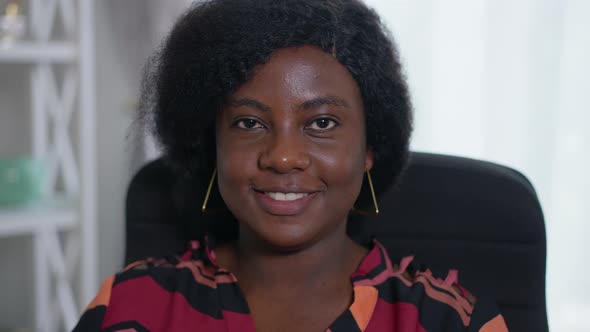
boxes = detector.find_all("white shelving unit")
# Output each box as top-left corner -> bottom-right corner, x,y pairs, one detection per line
0,41 -> 77,62
0,0 -> 96,331
0,196 -> 77,236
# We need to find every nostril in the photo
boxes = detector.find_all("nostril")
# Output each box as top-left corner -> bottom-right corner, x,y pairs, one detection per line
258,136 -> 312,172
258,153 -> 311,173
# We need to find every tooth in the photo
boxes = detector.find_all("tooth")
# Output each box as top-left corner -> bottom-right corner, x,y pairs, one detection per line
265,192 -> 309,201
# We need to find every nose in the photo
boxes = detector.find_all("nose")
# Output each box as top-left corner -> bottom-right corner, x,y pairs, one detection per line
258,132 -> 311,173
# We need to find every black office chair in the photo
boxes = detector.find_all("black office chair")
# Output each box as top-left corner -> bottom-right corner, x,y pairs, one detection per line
125,152 -> 548,331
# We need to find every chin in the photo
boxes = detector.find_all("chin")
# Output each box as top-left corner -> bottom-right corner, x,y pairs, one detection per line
230,199 -> 349,252
244,219 -> 324,253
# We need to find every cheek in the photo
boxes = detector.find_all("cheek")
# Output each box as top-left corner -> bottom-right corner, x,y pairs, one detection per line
313,142 -> 366,196
216,136 -> 258,198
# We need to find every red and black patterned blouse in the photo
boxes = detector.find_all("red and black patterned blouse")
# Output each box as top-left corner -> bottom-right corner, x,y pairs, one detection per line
73,239 -> 508,331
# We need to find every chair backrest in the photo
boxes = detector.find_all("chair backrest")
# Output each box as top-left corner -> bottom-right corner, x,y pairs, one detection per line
125,152 -> 548,331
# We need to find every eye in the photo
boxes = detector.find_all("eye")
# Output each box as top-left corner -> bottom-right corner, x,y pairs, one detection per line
306,118 -> 338,131
234,118 -> 265,129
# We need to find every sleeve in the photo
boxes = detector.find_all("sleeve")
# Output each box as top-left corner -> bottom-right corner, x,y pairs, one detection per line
71,275 -> 115,332
467,297 -> 509,332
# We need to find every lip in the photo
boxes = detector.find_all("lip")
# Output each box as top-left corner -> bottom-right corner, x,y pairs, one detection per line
254,185 -> 318,194
253,188 -> 319,216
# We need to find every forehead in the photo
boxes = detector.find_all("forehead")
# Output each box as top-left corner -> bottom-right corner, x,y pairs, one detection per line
233,46 -> 363,106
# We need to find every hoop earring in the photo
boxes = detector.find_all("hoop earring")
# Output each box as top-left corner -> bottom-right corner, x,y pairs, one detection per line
201,168 -> 217,212
351,170 -> 380,216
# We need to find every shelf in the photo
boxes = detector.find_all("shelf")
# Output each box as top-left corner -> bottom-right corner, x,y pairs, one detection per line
0,41 -> 77,63
0,196 -> 78,237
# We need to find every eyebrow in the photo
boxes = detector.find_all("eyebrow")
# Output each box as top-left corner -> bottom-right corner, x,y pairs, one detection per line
298,96 -> 351,111
229,98 -> 271,112
229,96 -> 351,112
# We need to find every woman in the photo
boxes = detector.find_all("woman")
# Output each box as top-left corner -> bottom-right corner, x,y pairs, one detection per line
74,0 -> 508,331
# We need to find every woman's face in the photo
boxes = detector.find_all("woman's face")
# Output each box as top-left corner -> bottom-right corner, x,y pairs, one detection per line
216,46 -> 372,250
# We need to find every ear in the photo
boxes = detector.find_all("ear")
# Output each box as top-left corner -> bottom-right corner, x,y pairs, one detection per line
365,146 -> 374,171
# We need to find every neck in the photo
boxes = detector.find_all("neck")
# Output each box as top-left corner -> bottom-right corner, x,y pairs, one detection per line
223,224 -> 366,296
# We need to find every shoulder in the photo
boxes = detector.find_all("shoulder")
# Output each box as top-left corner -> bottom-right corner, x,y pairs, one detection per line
103,238 -> 229,303
84,255 -> 197,311
356,241 -> 508,331
111,252 -> 224,292
85,244 -> 220,308
74,253 -> 231,330
73,258 -> 227,331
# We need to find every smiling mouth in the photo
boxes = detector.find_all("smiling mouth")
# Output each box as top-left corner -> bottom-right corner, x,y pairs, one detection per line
252,189 -> 318,215
264,192 -> 309,201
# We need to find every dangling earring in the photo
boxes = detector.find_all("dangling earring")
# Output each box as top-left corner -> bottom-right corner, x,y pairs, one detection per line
202,168 -> 217,212
366,169 -> 380,215
351,169 -> 380,216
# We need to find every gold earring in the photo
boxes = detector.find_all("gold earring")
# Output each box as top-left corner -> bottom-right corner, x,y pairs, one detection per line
351,170 -> 380,216
366,169 -> 380,215
202,168 -> 217,212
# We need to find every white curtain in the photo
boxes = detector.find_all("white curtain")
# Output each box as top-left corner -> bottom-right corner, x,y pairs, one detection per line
363,0 -> 590,331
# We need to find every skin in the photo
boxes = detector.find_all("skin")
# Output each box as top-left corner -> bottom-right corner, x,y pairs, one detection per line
215,46 -> 373,332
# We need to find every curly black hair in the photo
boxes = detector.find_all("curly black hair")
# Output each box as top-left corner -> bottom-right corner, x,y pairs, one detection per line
139,0 -> 413,239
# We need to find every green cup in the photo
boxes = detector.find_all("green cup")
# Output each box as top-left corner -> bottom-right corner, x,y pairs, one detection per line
0,157 -> 48,207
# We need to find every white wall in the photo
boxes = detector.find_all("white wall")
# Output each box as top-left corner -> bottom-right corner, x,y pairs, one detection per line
94,0 -> 142,283
94,0 -> 192,283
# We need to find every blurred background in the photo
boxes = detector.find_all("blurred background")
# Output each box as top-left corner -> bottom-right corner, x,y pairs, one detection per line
0,0 -> 587,331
